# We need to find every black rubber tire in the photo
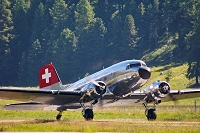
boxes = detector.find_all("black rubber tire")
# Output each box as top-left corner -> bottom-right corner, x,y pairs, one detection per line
83,109 -> 94,120
147,109 -> 156,121
56,114 -> 62,121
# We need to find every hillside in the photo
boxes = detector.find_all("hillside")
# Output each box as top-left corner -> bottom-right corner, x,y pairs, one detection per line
141,43 -> 196,89
1,0 -> 200,86
143,63 -> 189,90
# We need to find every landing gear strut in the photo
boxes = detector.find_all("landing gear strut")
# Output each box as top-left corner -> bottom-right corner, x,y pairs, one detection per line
80,102 -> 94,120
143,103 -> 157,121
56,111 -> 63,121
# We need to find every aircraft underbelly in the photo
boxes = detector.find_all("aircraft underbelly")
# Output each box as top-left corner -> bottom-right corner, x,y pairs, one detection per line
32,95 -> 81,105
111,77 -> 147,96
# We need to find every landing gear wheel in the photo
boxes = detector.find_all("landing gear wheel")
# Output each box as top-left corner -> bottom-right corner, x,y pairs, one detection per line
146,109 -> 156,121
56,111 -> 63,121
82,109 -> 94,120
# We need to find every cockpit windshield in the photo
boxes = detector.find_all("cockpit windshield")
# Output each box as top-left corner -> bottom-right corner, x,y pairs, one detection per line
130,63 -> 141,68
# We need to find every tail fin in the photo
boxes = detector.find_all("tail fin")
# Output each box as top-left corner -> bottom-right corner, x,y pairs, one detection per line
39,62 -> 63,90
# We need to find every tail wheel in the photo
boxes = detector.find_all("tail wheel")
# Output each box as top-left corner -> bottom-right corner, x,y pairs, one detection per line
56,114 -> 62,121
56,111 -> 63,121
146,109 -> 156,121
82,109 -> 94,120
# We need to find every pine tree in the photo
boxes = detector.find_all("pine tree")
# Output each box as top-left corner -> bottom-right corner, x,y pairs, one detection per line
93,0 -> 110,27
185,0 -> 200,86
106,10 -> 123,59
49,0 -> 69,39
145,1 -> 160,48
18,52 -> 29,86
77,17 -> 107,67
122,14 -> 140,48
74,0 -> 95,35
74,0 -> 99,69
30,3 -> 45,43
123,0 -> 137,18
18,2 -> 47,86
53,28 -> 77,82
44,0 -> 69,65
10,0 -> 32,85
119,14 -> 140,59
0,0 -> 14,85
12,0 -> 31,51
135,2 -> 148,54
27,39 -> 42,86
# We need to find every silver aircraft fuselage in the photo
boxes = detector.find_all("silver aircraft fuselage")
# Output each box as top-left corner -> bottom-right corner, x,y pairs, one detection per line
66,60 -> 151,96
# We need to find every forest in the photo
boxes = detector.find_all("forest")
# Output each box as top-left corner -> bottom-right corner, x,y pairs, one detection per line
0,0 -> 200,86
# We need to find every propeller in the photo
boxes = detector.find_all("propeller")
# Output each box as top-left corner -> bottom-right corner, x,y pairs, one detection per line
168,92 -> 178,104
91,81 -> 106,107
98,91 -> 104,107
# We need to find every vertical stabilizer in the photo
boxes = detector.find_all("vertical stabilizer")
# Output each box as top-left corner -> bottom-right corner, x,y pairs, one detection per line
39,62 -> 63,90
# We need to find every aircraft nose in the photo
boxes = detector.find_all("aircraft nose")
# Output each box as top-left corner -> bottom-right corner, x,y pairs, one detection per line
139,67 -> 151,79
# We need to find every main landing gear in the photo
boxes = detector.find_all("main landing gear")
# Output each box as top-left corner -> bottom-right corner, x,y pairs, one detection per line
55,100 -> 96,121
82,108 -> 94,120
55,108 -> 94,121
81,102 -> 94,120
143,103 -> 157,121
55,107 -> 94,121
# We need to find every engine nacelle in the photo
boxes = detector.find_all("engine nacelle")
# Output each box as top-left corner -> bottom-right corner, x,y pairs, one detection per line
143,80 -> 170,104
95,81 -> 107,95
80,81 -> 106,103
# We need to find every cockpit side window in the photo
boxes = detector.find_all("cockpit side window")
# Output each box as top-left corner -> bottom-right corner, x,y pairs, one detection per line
126,64 -> 130,70
126,63 -> 141,70
141,63 -> 147,67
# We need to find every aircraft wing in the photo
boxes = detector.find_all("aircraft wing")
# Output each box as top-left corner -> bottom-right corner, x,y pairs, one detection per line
102,89 -> 200,105
0,88 -> 82,105
164,89 -> 200,101
132,89 -> 200,101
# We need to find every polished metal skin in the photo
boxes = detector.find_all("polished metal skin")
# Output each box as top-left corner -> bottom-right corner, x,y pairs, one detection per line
143,80 -> 170,104
67,60 -> 151,97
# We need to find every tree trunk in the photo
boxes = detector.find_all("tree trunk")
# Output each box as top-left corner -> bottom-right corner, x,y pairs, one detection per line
195,61 -> 199,86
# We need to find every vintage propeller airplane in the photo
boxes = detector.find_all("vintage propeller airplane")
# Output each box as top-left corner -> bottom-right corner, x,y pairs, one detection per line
0,59 -> 200,121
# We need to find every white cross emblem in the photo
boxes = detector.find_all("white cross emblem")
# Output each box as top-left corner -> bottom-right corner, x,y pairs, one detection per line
42,68 -> 51,83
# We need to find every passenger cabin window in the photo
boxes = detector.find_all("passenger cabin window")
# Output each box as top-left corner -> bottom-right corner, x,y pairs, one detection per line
126,63 -> 141,70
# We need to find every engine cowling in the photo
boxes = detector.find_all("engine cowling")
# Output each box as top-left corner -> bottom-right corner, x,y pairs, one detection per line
95,81 -> 107,95
143,80 -> 170,104
80,81 -> 106,103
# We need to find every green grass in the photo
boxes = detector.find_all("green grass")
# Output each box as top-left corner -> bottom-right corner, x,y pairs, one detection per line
0,98 -> 200,132
0,105 -> 200,132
